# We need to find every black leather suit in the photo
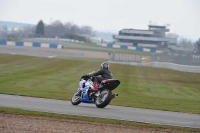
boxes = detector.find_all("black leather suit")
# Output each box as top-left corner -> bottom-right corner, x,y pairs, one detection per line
91,69 -> 113,84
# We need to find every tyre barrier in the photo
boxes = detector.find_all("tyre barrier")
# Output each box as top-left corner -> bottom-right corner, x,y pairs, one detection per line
0,41 -> 63,49
101,43 -> 162,53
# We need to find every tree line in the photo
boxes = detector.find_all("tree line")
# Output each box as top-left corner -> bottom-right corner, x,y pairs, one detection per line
166,33 -> 199,49
35,20 -> 95,42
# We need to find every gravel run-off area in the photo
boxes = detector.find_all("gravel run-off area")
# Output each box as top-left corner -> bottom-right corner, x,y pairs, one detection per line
0,114 -> 196,133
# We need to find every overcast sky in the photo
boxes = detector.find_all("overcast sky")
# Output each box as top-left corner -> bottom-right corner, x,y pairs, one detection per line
0,0 -> 200,41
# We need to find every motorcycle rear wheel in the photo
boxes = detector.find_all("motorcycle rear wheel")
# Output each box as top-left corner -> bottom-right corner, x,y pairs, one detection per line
95,89 -> 112,108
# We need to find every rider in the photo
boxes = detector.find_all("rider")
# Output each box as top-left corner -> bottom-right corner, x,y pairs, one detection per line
86,62 -> 113,91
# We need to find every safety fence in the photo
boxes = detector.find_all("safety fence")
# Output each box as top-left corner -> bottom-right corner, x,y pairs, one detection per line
109,52 -> 200,66
109,61 -> 200,73
151,52 -> 200,66
110,52 -> 200,73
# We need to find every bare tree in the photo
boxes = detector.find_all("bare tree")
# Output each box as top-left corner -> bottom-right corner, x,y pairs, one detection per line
51,20 -> 65,37
166,33 -> 178,38
43,20 -> 95,42
178,37 -> 194,49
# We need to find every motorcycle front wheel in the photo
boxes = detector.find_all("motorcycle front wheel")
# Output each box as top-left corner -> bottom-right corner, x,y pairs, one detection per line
71,89 -> 81,105
95,89 -> 112,108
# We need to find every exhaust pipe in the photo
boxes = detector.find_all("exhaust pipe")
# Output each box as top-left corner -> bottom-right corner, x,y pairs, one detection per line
112,93 -> 118,99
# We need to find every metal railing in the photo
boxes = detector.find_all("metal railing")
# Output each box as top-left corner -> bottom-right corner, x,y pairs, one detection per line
109,61 -> 200,73
109,51 -> 200,73
110,51 -> 200,66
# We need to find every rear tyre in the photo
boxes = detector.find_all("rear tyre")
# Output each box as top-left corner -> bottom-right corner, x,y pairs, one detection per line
71,90 -> 81,105
95,89 -> 112,108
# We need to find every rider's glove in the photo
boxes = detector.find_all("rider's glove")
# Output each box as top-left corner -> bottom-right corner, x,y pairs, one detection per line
86,71 -> 95,77
85,75 -> 90,78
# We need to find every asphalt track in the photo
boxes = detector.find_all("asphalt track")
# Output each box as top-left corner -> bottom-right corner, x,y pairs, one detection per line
0,45 -> 110,59
0,94 -> 200,129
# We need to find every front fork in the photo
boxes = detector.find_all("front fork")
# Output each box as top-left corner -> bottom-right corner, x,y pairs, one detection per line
78,87 -> 90,98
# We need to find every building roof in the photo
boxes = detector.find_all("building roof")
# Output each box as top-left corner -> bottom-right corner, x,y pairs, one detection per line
120,29 -> 151,32
148,25 -> 166,28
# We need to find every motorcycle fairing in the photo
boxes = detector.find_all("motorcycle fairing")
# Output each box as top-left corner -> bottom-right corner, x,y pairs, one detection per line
79,85 -> 94,103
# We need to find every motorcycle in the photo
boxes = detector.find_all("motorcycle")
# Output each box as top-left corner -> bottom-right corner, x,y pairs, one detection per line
71,73 -> 120,108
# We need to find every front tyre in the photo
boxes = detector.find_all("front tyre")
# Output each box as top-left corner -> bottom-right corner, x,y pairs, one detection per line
95,89 -> 112,108
71,90 -> 81,105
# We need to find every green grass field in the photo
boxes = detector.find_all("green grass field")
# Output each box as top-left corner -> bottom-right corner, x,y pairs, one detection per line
62,40 -> 151,55
0,54 -> 200,114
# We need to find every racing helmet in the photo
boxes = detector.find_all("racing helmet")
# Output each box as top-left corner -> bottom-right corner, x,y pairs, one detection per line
101,62 -> 109,70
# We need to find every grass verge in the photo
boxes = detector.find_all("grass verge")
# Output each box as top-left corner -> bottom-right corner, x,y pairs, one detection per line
0,54 -> 200,114
46,40 -> 151,55
0,107 -> 199,132
63,45 -> 151,55
56,56 -> 108,62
